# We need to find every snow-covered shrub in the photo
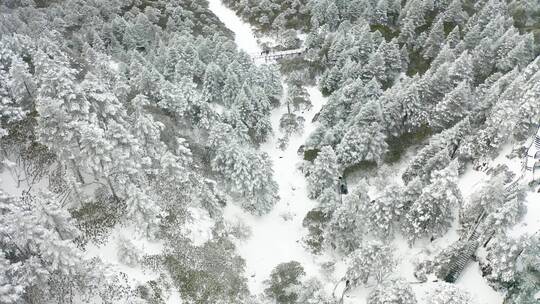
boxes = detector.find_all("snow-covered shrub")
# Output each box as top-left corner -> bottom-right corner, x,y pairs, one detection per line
346,240 -> 395,286
368,278 -> 417,304
117,236 -> 142,267
292,277 -> 334,304
279,113 -> 305,137
225,219 -> 252,241
425,282 -> 472,304
160,237 -> 249,304
264,261 -> 306,304
302,208 -> 332,254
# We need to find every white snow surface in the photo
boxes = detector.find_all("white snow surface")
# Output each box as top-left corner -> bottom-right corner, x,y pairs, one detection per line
181,207 -> 215,246
456,262 -> 504,304
85,225 -> 164,286
208,0 -> 261,55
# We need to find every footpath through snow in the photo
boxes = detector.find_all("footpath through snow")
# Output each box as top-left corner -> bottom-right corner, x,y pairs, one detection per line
208,0 -> 335,293
223,87 -> 330,292
208,0 -> 261,55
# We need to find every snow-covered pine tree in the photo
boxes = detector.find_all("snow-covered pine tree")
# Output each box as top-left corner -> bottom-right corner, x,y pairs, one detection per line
423,17 -> 445,59
363,51 -> 386,83
264,261 -> 305,304
501,234 -> 540,304
33,48 -> 91,185
443,0 -> 468,25
402,118 -> 470,183
212,141 -> 278,215
363,182 -> 405,239
317,187 -> 341,212
346,240 -> 394,286
0,190 -> 114,303
425,282 -> 472,304
336,121 -> 388,167
222,67 -> 241,107
485,235 -> 525,288
306,146 -> 339,200
324,182 -> 369,253
446,26 -> 462,49
449,51 -> 474,85
379,38 -> 403,84
402,163 -> 463,243
431,80 -> 472,129
0,51 -> 33,129
202,62 -> 225,104
233,85 -> 273,145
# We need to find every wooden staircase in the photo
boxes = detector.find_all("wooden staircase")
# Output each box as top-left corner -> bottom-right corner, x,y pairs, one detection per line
525,126 -> 540,173
442,177 -> 521,282
442,211 -> 487,283
444,232 -> 480,283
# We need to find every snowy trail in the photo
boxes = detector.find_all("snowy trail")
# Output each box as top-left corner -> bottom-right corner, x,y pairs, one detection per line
208,0 -> 261,55
224,87 -> 329,292
208,0 -> 332,293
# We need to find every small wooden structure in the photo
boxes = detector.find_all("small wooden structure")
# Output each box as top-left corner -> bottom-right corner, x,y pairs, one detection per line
252,47 -> 306,62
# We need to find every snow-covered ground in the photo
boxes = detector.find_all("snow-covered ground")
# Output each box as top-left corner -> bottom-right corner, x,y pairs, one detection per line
208,0 -> 261,55
85,225 -> 164,286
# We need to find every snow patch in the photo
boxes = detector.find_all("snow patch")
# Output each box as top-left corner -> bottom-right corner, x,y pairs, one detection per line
509,191 -> 540,238
456,262 -> 504,304
207,0 -> 261,55
85,225 -> 164,288
181,207 -> 215,246
457,164 -> 488,200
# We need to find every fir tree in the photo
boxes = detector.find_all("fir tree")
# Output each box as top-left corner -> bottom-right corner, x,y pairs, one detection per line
306,146 -> 339,200
423,17 -> 445,59
402,163 -> 463,243
324,182 -> 370,253
346,240 -> 395,286
338,123 -> 387,165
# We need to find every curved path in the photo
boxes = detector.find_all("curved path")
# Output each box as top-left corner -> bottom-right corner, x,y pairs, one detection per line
207,0 -> 332,294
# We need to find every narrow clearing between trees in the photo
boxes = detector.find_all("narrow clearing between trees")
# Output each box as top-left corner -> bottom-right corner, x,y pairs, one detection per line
206,1 -> 539,303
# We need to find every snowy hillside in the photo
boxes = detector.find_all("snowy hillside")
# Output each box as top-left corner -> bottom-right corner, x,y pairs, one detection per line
1,0 -> 539,304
